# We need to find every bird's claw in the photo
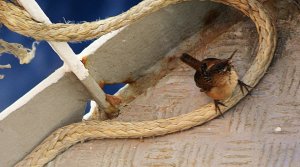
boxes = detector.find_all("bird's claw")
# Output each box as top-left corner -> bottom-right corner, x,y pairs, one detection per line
214,100 -> 226,118
238,80 -> 252,95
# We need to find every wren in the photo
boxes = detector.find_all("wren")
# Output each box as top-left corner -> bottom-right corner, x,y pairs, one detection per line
180,50 -> 251,117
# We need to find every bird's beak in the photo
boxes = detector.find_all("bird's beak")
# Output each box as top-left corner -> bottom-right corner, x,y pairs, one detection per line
228,49 -> 238,60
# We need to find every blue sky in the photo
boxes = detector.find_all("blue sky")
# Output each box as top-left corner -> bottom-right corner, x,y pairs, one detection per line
0,0 -> 142,111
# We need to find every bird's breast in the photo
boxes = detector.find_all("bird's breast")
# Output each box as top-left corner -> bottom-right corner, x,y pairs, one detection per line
206,70 -> 238,100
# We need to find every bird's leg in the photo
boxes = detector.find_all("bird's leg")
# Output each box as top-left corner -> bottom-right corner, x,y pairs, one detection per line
238,80 -> 252,95
214,100 -> 226,118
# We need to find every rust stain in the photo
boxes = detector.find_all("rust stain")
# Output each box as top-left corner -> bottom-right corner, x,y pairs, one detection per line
123,77 -> 135,84
98,80 -> 105,89
81,56 -> 88,66
106,94 -> 122,106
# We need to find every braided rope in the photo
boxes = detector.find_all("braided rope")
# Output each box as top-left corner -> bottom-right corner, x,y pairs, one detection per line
0,0 -> 276,166
0,0 -> 186,42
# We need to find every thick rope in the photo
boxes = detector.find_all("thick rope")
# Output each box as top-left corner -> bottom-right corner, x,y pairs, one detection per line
0,0 -> 276,166
0,0 -> 187,42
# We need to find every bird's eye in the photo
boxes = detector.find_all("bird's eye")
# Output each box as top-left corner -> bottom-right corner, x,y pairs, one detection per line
223,64 -> 231,72
200,63 -> 207,72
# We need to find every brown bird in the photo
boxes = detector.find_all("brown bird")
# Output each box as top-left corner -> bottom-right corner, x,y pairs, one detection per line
180,50 -> 251,117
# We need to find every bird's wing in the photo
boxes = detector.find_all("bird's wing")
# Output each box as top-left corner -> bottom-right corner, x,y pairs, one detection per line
194,71 -> 213,92
207,60 -> 230,75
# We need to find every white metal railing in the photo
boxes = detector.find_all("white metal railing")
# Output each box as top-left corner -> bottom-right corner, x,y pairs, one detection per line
17,0 -> 118,117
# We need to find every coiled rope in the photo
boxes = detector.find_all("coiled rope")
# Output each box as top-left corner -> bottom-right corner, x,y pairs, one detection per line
0,0 -> 276,166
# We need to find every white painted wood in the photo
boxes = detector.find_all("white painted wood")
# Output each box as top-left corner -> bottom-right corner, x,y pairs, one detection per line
0,72 -> 91,167
0,67 -> 66,120
18,0 -> 88,80
78,28 -> 124,60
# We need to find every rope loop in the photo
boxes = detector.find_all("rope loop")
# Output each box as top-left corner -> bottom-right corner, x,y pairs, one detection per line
0,0 -> 277,166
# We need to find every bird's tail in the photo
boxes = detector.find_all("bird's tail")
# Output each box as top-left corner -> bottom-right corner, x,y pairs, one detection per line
180,53 -> 201,70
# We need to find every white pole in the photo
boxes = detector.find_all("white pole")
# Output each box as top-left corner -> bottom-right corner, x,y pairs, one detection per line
17,0 -> 118,117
